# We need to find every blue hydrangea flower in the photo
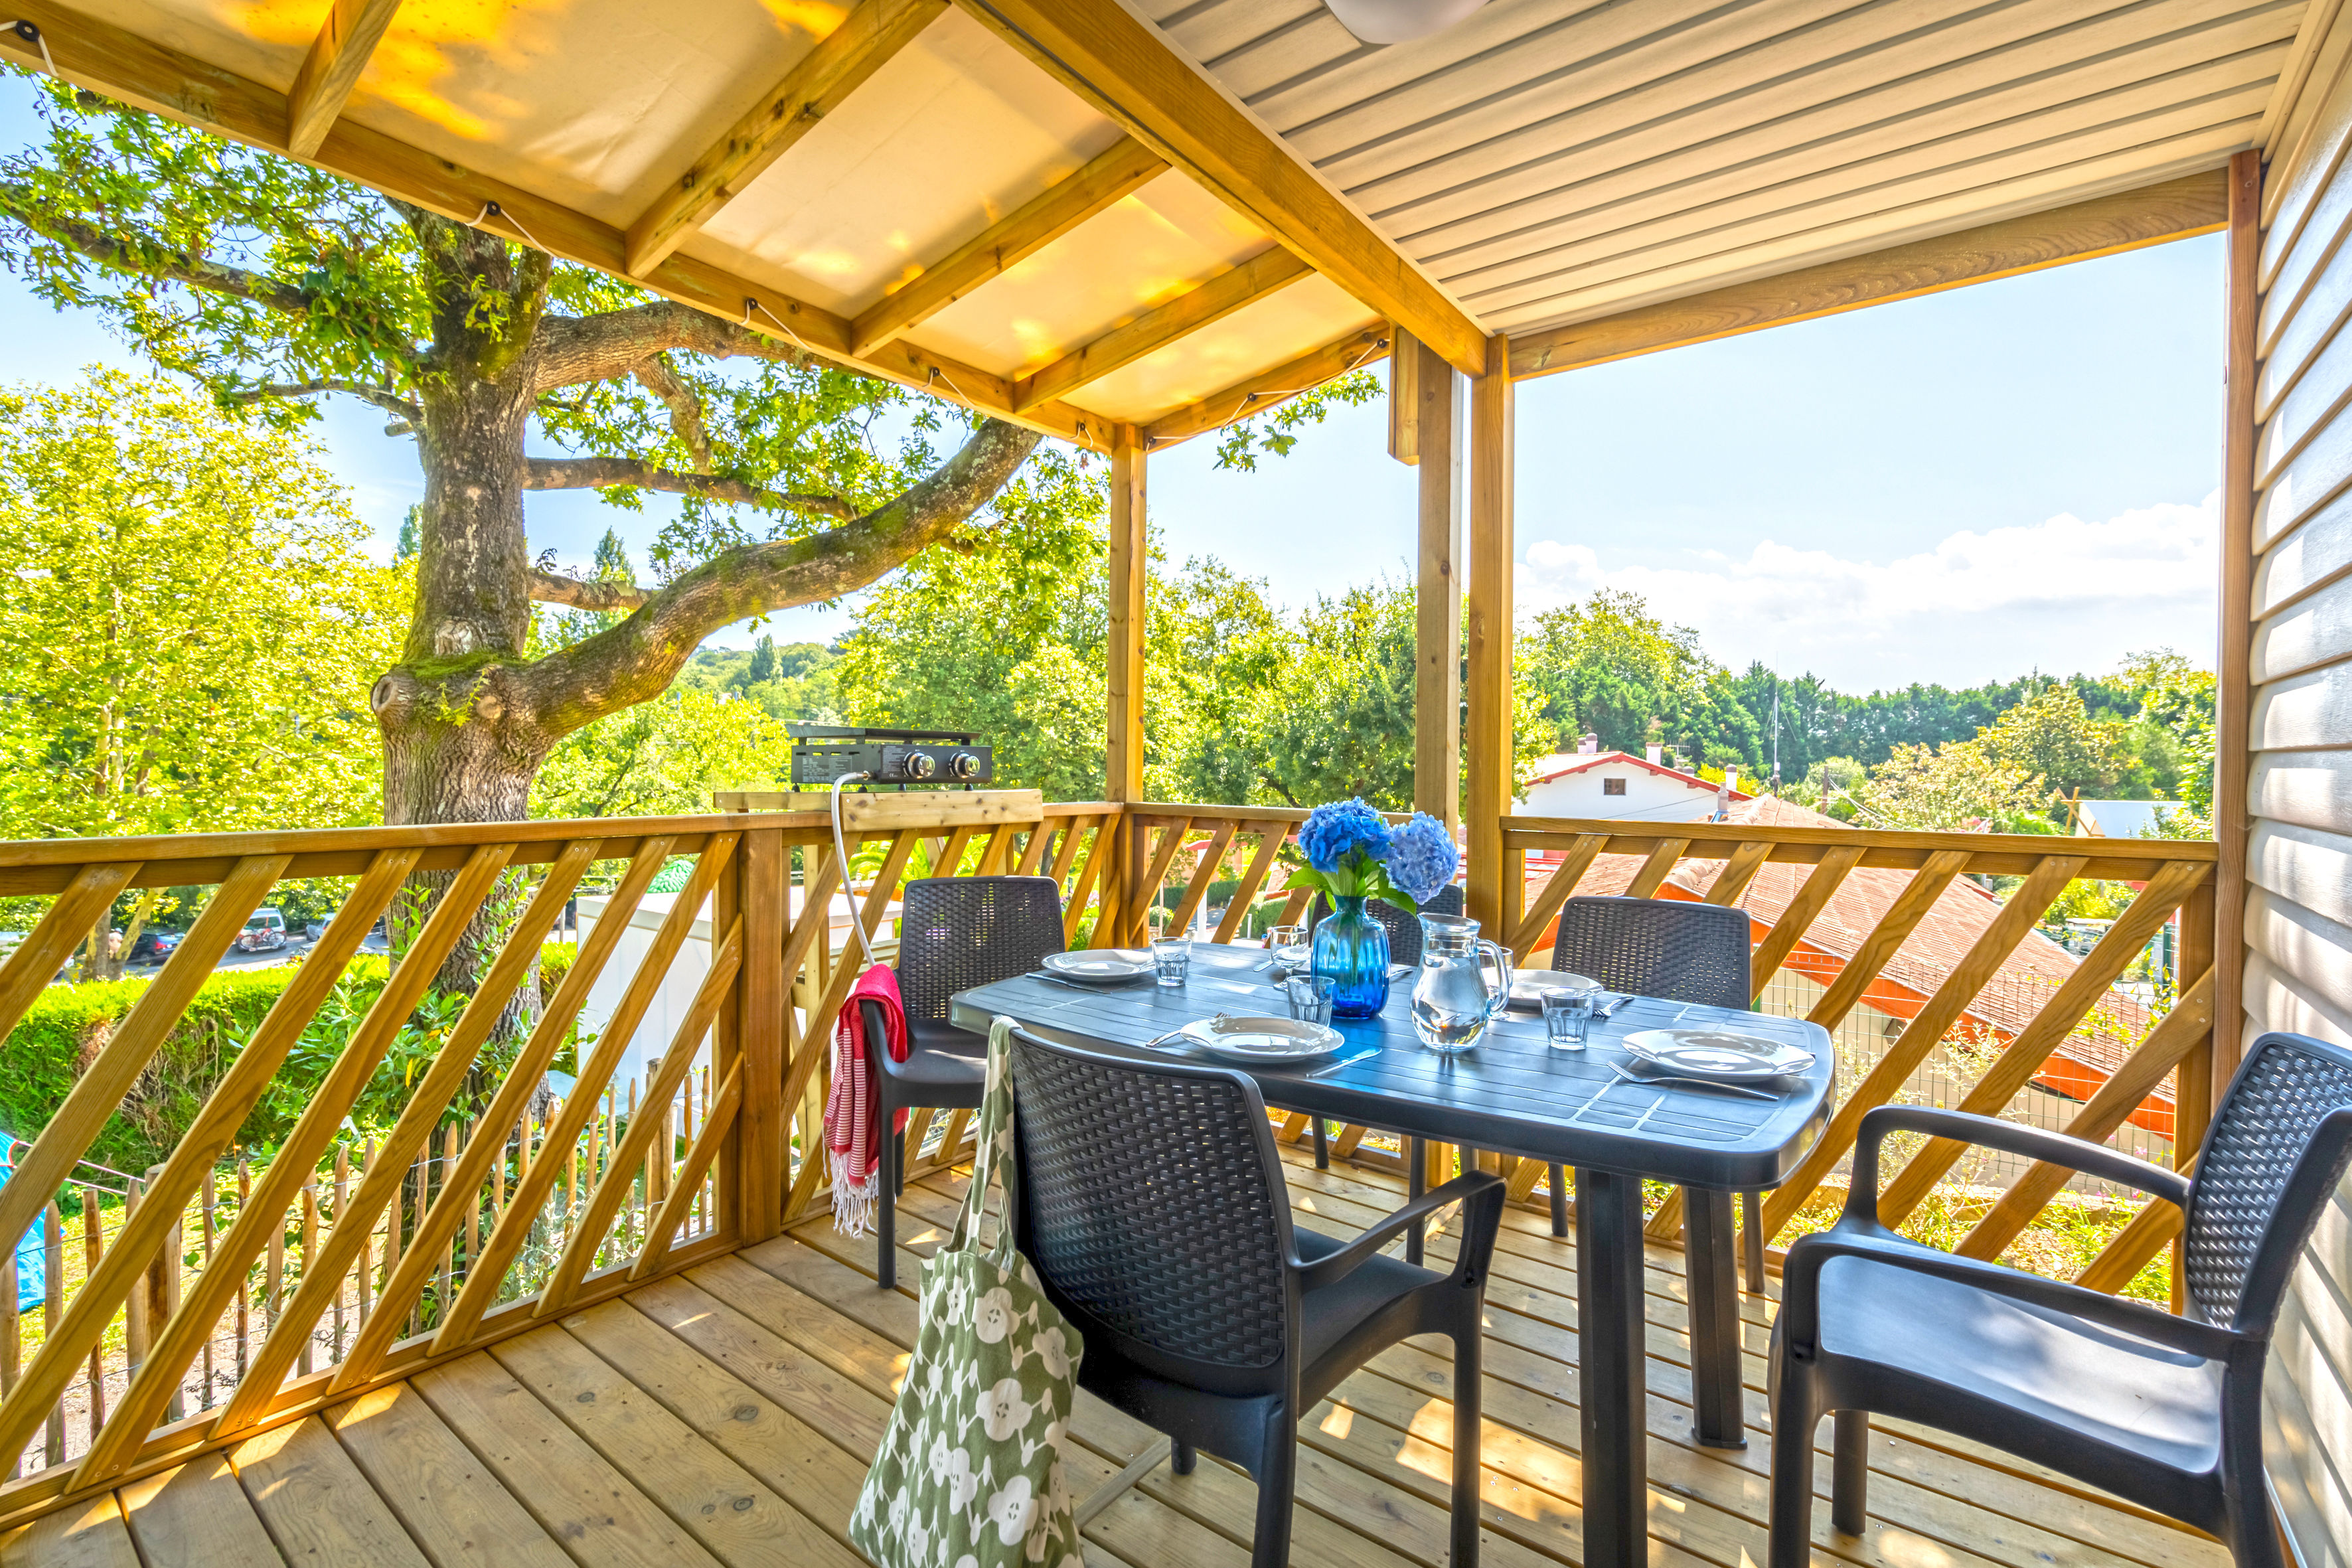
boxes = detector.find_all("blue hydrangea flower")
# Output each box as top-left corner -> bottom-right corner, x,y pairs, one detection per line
1299,798 -> 1391,874
1385,813 -> 1460,905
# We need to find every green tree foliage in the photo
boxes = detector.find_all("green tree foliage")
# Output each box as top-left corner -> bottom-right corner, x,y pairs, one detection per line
1847,739 -> 2058,833
745,633 -> 779,687
0,369 -> 410,973
1974,683 -> 2124,801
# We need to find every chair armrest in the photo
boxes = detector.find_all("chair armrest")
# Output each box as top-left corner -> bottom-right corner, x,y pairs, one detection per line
1294,1172 -> 1506,1293
1846,1105 -> 2192,1226
1780,1229 -> 2241,1364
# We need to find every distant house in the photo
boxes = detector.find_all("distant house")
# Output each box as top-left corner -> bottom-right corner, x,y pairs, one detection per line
1518,744 -> 1752,823
2073,798 -> 2185,838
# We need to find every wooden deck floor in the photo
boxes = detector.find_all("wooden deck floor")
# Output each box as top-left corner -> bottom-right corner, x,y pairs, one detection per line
0,1146 -> 2229,1568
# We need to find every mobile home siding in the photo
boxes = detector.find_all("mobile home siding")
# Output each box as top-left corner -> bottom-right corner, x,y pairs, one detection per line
2250,27 -> 2352,1561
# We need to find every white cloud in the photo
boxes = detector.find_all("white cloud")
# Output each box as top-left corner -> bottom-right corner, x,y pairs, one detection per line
1514,494 -> 2219,689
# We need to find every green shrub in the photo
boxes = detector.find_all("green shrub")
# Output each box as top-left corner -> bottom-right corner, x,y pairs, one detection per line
3,942 -> 581,1174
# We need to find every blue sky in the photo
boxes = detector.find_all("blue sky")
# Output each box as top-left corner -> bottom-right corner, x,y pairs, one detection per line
1,78 -> 2223,693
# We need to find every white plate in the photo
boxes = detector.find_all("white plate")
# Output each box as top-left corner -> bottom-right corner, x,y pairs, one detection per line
1041,950 -> 1154,984
1621,1028 -> 1814,1082
1269,943 -> 1312,968
1178,1014 -> 1344,1063
1508,972 -> 1600,1010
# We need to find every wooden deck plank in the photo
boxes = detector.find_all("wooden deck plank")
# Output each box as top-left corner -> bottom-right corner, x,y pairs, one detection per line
890,1159 -> 2219,1568
411,1351 -> 726,1568
489,1318 -> 862,1568
0,1494 -> 138,1568
324,1381 -> 576,1568
679,1251 -> 1276,1568
118,1454 -> 288,1568
229,1416 -> 433,1568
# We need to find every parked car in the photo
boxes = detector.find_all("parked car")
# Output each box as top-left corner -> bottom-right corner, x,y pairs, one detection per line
234,908 -> 288,953
125,929 -> 181,965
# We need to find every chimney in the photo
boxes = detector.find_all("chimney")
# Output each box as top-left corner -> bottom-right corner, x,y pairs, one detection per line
1645,744 -> 1664,765
1723,771 -> 1739,796
1578,732 -> 1599,755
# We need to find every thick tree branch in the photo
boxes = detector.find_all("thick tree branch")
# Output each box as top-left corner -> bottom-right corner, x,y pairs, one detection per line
532,300 -> 807,394
221,379 -> 422,421
0,181 -> 313,315
528,570 -> 650,611
630,354 -> 713,472
522,456 -> 853,518
521,418 -> 1042,738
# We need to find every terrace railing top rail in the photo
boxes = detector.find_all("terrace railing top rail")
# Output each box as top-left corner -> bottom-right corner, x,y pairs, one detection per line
1504,815 -> 2217,879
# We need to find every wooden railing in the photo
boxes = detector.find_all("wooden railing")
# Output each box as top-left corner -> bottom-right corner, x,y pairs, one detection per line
0,794 -> 1133,1524
0,795 -> 2223,1526
1499,816 -> 2219,1300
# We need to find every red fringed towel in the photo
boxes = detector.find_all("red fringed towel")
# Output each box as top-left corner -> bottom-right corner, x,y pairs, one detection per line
825,963 -> 908,1235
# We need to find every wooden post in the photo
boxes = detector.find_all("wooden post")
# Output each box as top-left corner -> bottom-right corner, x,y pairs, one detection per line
1408,333 -> 1466,830
2215,146 -> 2258,1093
1106,424 -> 1148,944
1464,334 -> 1516,935
736,829 -> 788,1243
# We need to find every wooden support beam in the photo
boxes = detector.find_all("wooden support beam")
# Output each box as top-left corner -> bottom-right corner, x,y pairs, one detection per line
1013,246 -> 1310,411
959,0 -> 1485,375
0,3 -> 1105,448
1508,171 -> 2229,382
1463,335 -> 1514,936
1140,325 -> 1388,445
2217,149 -> 2258,1075
1409,333 -> 1464,830
1106,428 -> 1146,805
283,0 -> 402,157
623,0 -> 946,278
852,137 -> 1167,355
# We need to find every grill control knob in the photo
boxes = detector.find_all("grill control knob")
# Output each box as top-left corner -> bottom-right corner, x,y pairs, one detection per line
903,751 -> 937,780
948,751 -> 982,779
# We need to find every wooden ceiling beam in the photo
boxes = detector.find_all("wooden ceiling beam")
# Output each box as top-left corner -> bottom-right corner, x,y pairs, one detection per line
957,0 -> 1486,378
1141,324 -> 1390,447
0,1 -> 1108,449
285,0 -> 403,158
1013,245 -> 1310,412
1509,169 -> 2229,381
852,136 -> 1166,356
623,0 -> 946,279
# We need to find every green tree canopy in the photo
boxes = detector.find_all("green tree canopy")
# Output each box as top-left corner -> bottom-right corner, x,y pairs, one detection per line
0,368 -> 410,969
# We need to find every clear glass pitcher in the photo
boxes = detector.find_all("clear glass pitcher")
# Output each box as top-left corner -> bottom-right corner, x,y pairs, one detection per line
1409,912 -> 1514,1053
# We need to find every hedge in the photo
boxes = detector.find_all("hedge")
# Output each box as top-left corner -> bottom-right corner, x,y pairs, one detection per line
3,942 -> 582,1176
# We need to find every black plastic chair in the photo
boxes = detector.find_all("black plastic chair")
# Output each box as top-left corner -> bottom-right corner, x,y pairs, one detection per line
1769,1031 -> 2352,1568
1547,895 -> 1759,1245
858,876 -> 1063,1289
1005,1025 -> 1504,1568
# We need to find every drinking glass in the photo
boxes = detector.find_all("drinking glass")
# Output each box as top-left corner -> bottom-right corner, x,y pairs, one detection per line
1267,922 -> 1306,961
1542,987 -> 1600,1050
1284,974 -> 1334,1026
1150,935 -> 1192,988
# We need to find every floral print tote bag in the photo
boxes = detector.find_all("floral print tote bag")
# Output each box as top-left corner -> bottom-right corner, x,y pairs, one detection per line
850,1016 -> 1087,1568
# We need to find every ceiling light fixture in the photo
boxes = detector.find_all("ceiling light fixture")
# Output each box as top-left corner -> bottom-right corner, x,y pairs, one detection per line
1322,0 -> 1487,44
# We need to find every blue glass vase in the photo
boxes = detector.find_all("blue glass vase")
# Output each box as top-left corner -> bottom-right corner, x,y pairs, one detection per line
1312,894 -> 1391,1019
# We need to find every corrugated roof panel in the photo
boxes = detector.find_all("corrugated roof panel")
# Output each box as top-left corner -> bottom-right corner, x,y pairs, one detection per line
684,6 -> 1124,314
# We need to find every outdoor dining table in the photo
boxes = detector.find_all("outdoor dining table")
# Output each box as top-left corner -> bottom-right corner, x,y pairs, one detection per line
951,940 -> 1835,1568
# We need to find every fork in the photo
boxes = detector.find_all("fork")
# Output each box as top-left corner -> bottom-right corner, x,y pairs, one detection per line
1609,1063 -> 1776,1101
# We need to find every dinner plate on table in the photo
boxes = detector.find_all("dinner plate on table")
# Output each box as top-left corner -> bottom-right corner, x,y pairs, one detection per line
1040,950 -> 1154,984
1507,972 -> 1600,1010
1267,943 -> 1312,969
1620,1028 -> 1814,1082
1177,1014 -> 1344,1063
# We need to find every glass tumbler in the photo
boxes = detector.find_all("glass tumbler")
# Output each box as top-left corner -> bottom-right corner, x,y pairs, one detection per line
1542,988 -> 1599,1050
1284,974 -> 1334,1026
1150,935 -> 1192,988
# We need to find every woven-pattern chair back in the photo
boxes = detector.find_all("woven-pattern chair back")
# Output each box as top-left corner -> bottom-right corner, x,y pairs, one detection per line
896,876 -> 1065,1025
2183,1034 -> 2352,1328
1008,1032 -> 1291,1369
1309,884 -> 1463,966
1549,896 -> 1750,1009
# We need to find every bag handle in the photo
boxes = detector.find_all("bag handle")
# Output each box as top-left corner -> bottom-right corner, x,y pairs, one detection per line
948,1016 -> 1022,1266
